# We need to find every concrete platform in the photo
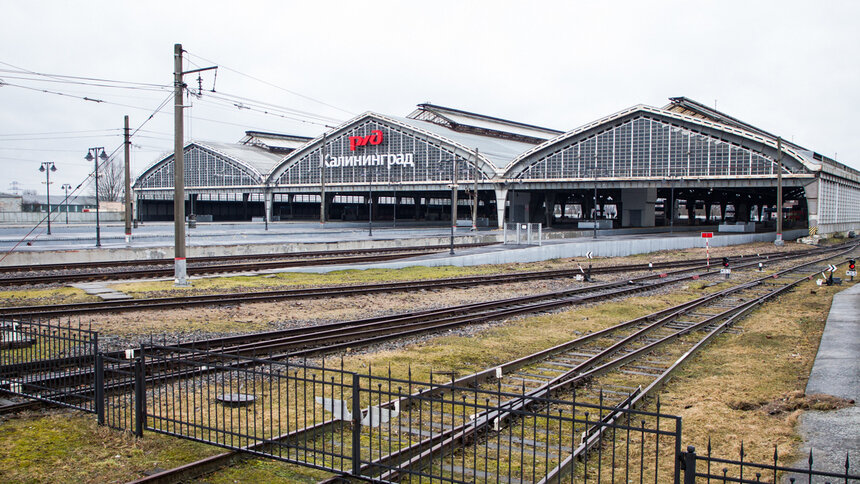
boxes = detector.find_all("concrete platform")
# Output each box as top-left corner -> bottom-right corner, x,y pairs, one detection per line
0,220 -> 806,268
270,228 -> 808,274
789,283 -> 859,479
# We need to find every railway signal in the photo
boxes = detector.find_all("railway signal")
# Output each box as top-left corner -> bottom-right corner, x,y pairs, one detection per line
720,257 -> 731,278
848,259 -> 856,281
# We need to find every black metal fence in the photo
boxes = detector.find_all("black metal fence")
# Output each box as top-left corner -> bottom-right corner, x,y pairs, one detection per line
122,345 -> 683,483
0,318 -> 98,412
680,444 -> 860,484
2,320 -> 857,483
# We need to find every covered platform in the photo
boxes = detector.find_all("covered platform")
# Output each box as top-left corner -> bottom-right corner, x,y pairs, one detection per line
132,98 -> 860,236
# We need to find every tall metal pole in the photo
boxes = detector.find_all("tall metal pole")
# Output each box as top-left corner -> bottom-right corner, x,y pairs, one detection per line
669,180 -> 675,234
368,165 -> 373,237
62,184 -> 71,224
95,154 -> 101,246
593,179 -> 598,239
124,115 -> 132,243
320,132 -> 326,225
85,148 -> 105,246
450,157 -> 458,255
393,170 -> 397,229
173,43 -> 188,286
472,148 -> 479,231
41,163 -> 53,235
775,137 -> 784,246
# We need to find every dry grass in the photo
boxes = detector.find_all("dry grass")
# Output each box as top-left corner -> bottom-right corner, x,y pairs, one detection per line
0,241 -> 841,482
649,277 -> 856,466
0,286 -> 95,307
0,410 -> 219,484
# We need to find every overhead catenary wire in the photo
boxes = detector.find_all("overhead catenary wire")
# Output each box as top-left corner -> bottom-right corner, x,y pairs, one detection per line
0,128 -> 122,137
0,91 -> 174,264
0,61 -> 171,89
186,51 -> 355,117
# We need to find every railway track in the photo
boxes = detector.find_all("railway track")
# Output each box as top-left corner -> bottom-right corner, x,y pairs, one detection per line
0,243 -> 493,286
0,248 -> 832,318
126,245 -> 856,483
0,249 -> 800,420
1,245 -> 851,407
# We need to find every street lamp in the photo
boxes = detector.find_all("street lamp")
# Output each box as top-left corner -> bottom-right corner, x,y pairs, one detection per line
367,164 -> 375,237
587,169 -> 606,239
85,147 -> 108,247
39,162 -> 57,235
61,183 -> 72,224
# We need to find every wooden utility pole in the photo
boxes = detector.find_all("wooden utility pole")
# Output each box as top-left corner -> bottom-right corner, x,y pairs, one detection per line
173,43 -> 188,285
172,43 -> 216,285
123,115 -> 132,243
775,137 -> 784,246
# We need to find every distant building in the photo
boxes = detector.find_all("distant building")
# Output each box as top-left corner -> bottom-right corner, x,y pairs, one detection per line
21,194 -> 98,213
133,99 -> 860,235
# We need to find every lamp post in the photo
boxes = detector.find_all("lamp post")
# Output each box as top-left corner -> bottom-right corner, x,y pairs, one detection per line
448,157 -> 459,255
85,147 -> 108,247
587,169 -> 605,239
61,183 -> 72,224
39,162 -> 57,235
774,137 -> 784,246
367,164 -> 374,237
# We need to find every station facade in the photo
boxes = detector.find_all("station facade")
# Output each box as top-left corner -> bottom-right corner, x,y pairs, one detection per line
133,98 -> 860,235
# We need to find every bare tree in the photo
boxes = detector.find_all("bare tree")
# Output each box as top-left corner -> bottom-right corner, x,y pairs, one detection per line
94,157 -> 124,202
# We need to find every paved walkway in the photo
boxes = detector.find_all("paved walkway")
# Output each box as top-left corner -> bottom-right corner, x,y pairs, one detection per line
789,283 -> 859,480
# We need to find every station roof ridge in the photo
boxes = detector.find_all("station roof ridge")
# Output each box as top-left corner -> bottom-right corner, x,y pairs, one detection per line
241,130 -> 315,142
135,139 -> 285,187
268,110 -> 540,180
503,100 -> 830,176
666,96 -> 859,178
408,103 -> 565,138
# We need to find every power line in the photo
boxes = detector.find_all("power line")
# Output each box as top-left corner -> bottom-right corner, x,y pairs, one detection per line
0,61 -> 171,89
0,89 -> 173,263
1,81 -> 176,116
203,90 -> 344,124
0,128 -> 121,137
194,96 -> 340,128
0,134 -> 124,142
0,73 -> 170,92
186,51 -> 355,116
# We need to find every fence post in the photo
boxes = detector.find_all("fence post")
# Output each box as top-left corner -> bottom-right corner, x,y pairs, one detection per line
95,353 -> 105,425
682,445 -> 697,484
134,356 -> 145,437
673,418 -> 683,484
351,375 -> 362,476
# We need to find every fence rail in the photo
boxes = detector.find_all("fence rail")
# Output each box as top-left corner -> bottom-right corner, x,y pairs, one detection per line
2,320 -> 857,483
0,318 -> 98,412
680,444 -> 860,484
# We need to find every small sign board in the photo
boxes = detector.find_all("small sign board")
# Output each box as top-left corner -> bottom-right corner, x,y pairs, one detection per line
847,270 -> 857,277
701,232 -> 713,238
720,268 -> 731,275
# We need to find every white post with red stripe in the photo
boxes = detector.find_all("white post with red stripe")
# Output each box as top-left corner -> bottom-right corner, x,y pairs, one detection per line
702,232 -> 713,268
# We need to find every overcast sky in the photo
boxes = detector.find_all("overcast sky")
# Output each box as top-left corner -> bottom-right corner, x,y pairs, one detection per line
2,0 -> 858,197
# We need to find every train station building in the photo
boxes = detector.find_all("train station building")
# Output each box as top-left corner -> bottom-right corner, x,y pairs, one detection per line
133,97 -> 860,235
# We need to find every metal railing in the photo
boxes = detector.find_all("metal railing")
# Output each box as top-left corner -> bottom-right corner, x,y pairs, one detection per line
0,318 -> 98,412
111,345 -> 682,482
680,444 -> 860,484
3,321 -> 858,483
